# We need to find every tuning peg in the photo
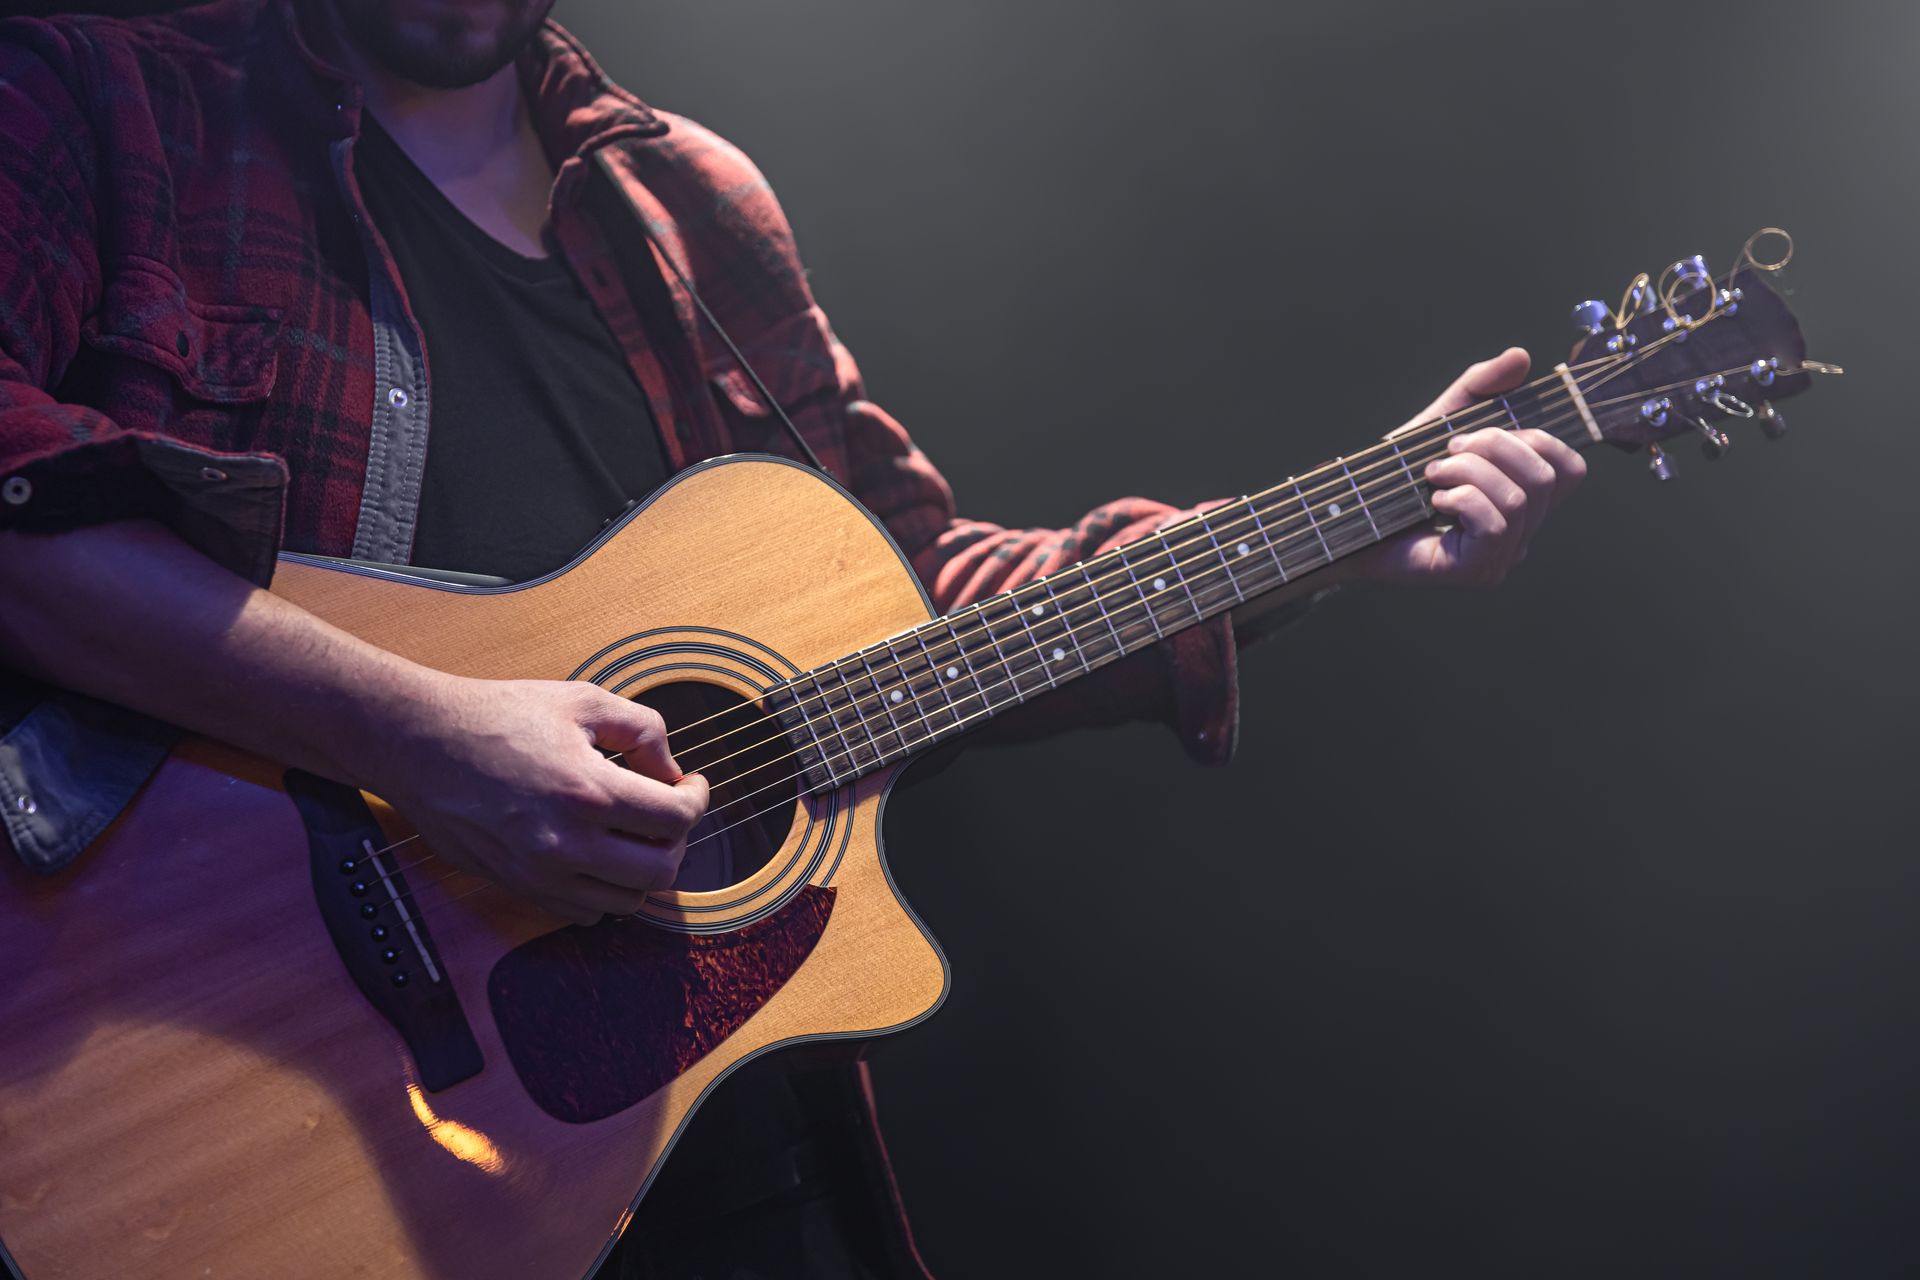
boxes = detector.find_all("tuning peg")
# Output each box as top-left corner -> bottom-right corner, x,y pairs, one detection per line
1571,299 -> 1611,336
1665,255 -> 1713,296
1690,414 -> 1732,460
1758,402 -> 1787,440
1647,443 -> 1675,480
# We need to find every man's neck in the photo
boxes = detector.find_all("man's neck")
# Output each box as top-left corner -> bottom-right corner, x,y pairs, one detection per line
338,50 -> 556,258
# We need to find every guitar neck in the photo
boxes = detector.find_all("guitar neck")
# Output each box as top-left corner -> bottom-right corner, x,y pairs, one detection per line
771,372 -> 1598,788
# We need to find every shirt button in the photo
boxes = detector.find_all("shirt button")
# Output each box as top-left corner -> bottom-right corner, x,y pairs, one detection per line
200,466 -> 228,482
388,387 -> 409,408
14,794 -> 36,815
1,475 -> 30,505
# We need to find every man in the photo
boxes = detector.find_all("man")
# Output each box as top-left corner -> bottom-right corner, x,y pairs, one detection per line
0,0 -> 1585,1274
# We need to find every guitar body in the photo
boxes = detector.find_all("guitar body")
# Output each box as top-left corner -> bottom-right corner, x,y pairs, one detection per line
0,456 -> 950,1280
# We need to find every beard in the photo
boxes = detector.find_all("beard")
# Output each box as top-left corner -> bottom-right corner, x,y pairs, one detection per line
331,0 -> 559,90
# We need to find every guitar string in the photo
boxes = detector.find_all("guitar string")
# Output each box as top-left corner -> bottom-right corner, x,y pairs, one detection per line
365,324 -> 1709,887
380,356 -> 1767,928
348,396 -> 1546,877
573,270 -> 1745,770
363,347 -> 1745,904
554,346 -> 1777,850
643,351 -> 1639,759
604,361 -> 1728,837
376,423 -> 1498,921
555,336 -> 1711,800
629,318 -> 1709,770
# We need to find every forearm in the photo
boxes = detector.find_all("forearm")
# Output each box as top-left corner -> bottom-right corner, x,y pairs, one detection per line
0,519 -> 439,789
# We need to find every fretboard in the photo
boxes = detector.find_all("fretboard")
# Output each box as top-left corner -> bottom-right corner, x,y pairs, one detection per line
766,376 -> 1593,790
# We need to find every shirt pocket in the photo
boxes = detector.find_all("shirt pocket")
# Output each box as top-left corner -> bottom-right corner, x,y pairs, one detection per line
79,256 -> 284,409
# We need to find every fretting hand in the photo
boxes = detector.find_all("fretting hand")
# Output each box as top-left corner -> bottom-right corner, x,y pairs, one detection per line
1353,347 -> 1587,587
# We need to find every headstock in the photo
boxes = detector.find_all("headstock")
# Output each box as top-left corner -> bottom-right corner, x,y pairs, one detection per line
1561,230 -> 1840,479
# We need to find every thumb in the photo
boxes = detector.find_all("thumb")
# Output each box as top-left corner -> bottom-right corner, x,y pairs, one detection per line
577,687 -> 682,781
1407,346 -> 1532,426
673,769 -> 711,819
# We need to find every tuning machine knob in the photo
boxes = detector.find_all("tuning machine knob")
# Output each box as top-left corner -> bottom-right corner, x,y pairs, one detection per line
1571,299 -> 1611,336
1689,414 -> 1732,460
1647,443 -> 1674,480
1758,402 -> 1787,440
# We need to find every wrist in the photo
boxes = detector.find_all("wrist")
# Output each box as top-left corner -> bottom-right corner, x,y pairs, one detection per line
331,658 -> 462,794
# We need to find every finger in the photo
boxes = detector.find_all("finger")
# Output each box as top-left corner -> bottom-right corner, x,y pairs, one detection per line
1447,430 -> 1556,540
1514,428 -> 1588,505
525,887 -> 606,928
577,687 -> 680,780
561,830 -> 686,893
1405,347 -> 1532,426
566,870 -> 658,917
1428,481 -> 1508,544
596,767 -> 709,842
1427,451 -> 1527,529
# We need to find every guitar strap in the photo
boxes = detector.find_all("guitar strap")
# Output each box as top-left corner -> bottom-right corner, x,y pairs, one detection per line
591,149 -> 829,478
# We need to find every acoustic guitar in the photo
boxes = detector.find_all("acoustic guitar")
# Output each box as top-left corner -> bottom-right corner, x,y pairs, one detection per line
0,243 -> 1834,1278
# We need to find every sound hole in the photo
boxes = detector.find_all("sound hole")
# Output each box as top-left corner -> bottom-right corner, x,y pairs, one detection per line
638,680 -> 800,892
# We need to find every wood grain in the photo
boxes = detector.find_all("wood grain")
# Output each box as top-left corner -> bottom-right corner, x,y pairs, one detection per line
0,457 -> 949,1279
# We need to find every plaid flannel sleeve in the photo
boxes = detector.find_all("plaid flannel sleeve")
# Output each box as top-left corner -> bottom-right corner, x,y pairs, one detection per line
814,319 -> 1258,766
0,22 -> 285,587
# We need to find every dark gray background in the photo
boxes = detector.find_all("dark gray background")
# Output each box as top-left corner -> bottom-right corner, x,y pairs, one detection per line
555,1 -> 1918,1275
14,0 -> 1910,1273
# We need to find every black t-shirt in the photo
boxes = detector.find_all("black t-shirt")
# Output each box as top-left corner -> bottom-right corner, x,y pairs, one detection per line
354,117 -> 669,582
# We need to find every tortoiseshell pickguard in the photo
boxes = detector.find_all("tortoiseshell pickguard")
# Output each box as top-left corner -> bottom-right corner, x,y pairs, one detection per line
487,887 -> 835,1124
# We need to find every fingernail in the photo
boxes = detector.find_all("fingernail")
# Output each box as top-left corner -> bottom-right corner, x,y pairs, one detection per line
1447,435 -> 1466,451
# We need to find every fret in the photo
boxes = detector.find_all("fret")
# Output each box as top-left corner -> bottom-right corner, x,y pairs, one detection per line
1011,584 -> 1074,683
1439,411 -> 1458,436
942,614 -> 1000,714
978,597 -> 1048,699
792,687 -> 843,791
911,628 -> 966,731
1028,578 -> 1092,677
1077,561 -> 1130,657
1389,440 -> 1431,515
1198,515 -> 1246,605
857,648 -> 917,758
998,594 -> 1059,694
1153,529 -> 1208,618
1002,592 -> 1061,691
807,670 -> 867,780
1529,380 -> 1591,450
1499,395 -> 1524,432
1339,458 -> 1382,540
1292,479 -> 1334,564
830,661 -> 890,769
1113,545 -> 1166,640
1245,498 -> 1289,584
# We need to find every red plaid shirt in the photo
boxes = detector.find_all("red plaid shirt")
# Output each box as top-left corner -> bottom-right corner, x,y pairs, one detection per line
0,0 -> 1245,866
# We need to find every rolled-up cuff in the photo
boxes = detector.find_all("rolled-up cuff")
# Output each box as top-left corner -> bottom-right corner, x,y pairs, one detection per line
0,432 -> 287,585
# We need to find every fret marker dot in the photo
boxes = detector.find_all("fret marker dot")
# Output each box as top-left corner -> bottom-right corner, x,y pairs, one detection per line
890,690 -> 903,704
1328,501 -> 1342,516
1031,604 -> 1045,616
1052,646 -> 1066,662
945,665 -> 959,679
1236,542 -> 1250,556
1152,576 -> 1167,591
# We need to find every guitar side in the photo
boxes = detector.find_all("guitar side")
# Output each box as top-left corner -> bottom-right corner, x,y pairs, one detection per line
0,455 -> 951,1280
